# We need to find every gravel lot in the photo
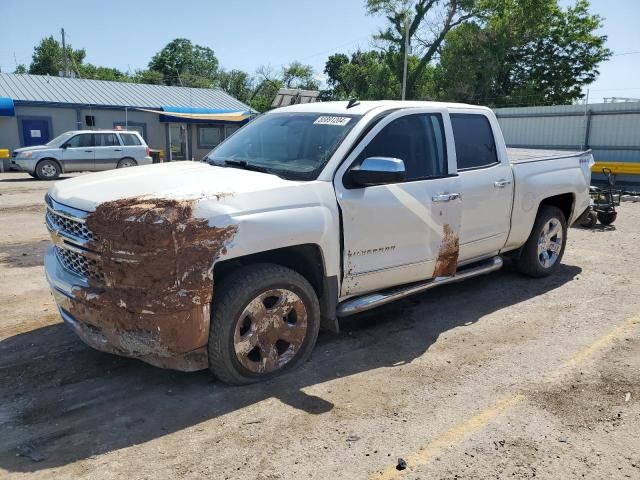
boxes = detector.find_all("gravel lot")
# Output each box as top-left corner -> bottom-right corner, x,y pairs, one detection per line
1,171 -> 639,480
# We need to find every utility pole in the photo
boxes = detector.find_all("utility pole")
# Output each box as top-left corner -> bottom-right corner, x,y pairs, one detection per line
401,11 -> 410,101
61,28 -> 69,78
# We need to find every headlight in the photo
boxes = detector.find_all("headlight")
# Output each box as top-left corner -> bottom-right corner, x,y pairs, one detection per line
18,151 -> 34,159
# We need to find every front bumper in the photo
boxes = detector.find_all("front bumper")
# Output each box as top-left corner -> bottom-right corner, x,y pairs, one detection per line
10,158 -> 36,173
45,246 -> 209,371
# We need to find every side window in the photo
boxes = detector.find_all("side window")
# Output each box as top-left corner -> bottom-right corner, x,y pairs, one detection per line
120,133 -> 142,146
66,134 -> 93,148
95,133 -> 119,146
356,113 -> 447,181
198,126 -> 223,148
450,114 -> 498,170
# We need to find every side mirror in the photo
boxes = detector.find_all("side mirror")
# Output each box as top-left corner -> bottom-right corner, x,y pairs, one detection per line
348,157 -> 406,187
61,143 -> 69,149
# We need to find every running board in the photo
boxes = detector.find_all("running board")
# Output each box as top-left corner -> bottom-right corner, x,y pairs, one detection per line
336,256 -> 503,317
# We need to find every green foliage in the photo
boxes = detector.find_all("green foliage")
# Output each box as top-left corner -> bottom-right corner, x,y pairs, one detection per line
14,64 -> 27,74
435,0 -> 611,106
148,38 -> 219,87
28,36 -> 86,76
77,64 -> 128,81
130,69 -> 165,85
324,50 -> 400,100
217,69 -> 254,104
282,62 -> 319,90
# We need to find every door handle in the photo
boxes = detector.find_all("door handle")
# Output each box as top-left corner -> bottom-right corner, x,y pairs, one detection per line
114,149 -> 122,151
84,150 -> 93,152
494,179 -> 512,188
432,192 -> 461,202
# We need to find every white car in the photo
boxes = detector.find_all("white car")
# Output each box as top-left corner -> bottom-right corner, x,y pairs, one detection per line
44,101 -> 593,384
11,129 -> 152,179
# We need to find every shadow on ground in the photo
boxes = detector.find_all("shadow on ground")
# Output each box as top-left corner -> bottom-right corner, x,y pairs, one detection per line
0,262 -> 581,472
0,240 -> 49,268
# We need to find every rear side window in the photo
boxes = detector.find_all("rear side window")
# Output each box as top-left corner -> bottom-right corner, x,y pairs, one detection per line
95,133 -> 120,146
450,114 -> 498,170
357,113 -> 447,181
119,133 -> 142,146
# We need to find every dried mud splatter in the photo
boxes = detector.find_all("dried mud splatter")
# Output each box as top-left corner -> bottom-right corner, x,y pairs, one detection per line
432,224 -> 459,277
65,196 -> 236,370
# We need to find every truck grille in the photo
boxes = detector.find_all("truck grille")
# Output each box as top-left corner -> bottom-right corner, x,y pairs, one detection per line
55,246 -> 105,282
46,210 -> 96,242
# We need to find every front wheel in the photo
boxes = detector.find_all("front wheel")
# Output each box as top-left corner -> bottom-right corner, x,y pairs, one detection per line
516,206 -> 567,278
35,159 -> 60,180
208,263 -> 320,385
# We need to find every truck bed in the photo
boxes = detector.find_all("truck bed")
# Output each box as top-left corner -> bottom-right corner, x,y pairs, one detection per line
507,147 -> 587,164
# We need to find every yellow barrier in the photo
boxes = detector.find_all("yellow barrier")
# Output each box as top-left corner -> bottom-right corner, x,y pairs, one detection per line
0,149 -> 9,159
592,161 -> 640,176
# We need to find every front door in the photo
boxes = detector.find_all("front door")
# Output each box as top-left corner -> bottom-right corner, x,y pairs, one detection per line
61,133 -> 95,171
93,132 -> 122,170
169,124 -> 187,160
335,108 -> 462,297
21,118 -> 51,146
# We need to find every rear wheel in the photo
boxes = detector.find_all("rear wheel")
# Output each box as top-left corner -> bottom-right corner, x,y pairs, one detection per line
117,158 -> 137,168
35,159 -> 60,180
208,263 -> 320,385
597,211 -> 617,225
516,206 -> 567,277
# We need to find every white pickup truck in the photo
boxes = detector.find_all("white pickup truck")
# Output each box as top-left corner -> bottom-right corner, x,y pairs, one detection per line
45,101 -> 593,384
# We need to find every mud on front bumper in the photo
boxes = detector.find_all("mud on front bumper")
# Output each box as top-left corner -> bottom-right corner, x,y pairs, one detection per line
45,245 -> 210,371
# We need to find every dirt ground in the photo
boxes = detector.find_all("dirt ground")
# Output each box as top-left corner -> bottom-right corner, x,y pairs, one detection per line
1,171 -> 639,480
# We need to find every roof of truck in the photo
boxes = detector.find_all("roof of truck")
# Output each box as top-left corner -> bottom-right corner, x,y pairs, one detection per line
271,100 -> 491,116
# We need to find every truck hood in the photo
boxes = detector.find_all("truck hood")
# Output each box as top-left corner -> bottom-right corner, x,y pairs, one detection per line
48,161 -> 317,214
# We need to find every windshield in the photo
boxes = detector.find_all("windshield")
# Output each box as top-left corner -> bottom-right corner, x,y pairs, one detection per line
206,112 -> 361,180
46,132 -> 75,146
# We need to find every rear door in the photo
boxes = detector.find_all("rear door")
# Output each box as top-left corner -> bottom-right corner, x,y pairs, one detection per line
118,132 -> 145,162
93,133 -> 122,170
450,112 -> 514,263
334,108 -> 462,297
61,133 -> 95,171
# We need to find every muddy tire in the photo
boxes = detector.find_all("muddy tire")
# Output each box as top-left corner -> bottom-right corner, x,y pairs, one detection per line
208,263 -> 320,385
516,205 -> 567,278
36,159 -> 60,180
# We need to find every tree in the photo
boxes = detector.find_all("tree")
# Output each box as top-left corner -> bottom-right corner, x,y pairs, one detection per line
366,0 -> 482,98
217,69 -> 253,103
77,64 -> 128,81
28,36 -> 86,76
324,50 -> 400,100
14,64 -> 27,74
248,66 -> 283,112
130,69 -> 165,85
435,0 -> 611,106
282,62 -> 319,90
148,38 -> 219,87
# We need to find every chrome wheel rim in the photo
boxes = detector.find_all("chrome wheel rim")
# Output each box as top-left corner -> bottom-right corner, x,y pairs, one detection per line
233,288 -> 308,374
119,159 -> 135,168
41,164 -> 56,177
537,218 -> 563,268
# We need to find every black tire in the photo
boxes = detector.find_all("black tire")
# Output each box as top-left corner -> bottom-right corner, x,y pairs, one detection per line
28,172 -> 38,178
208,263 -> 320,385
596,211 -> 617,225
35,159 -> 61,180
117,158 -> 138,168
516,205 -> 567,278
580,211 -> 597,228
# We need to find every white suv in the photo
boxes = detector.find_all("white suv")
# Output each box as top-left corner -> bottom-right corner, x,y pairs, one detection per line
11,130 -> 152,179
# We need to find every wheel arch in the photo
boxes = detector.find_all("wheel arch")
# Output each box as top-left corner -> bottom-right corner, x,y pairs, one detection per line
538,192 -> 575,223
36,157 -> 64,174
213,244 -> 339,333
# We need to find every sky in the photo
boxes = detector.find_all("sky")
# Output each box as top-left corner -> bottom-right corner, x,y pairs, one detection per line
0,0 -> 638,103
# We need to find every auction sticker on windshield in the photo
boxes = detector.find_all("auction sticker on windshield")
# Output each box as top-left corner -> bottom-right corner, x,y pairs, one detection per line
314,116 -> 351,126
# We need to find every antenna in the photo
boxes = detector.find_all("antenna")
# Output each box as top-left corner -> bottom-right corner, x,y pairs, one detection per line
347,98 -> 360,109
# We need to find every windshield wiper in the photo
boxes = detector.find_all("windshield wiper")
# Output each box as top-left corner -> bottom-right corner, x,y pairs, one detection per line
222,159 -> 275,175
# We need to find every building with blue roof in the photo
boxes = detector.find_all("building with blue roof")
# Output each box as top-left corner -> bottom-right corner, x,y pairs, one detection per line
0,72 -> 253,169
